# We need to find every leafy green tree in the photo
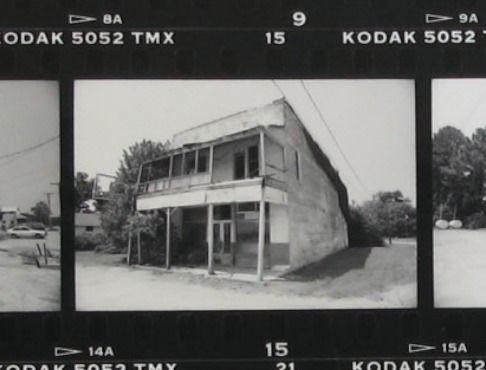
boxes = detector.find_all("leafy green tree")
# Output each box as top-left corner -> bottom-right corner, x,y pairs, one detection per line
31,201 -> 51,226
433,125 -> 486,222
361,191 -> 416,244
100,140 -> 169,251
433,126 -> 471,219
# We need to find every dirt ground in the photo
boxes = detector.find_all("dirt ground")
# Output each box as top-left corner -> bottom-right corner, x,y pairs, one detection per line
434,229 -> 486,307
76,240 -> 416,310
0,231 -> 60,311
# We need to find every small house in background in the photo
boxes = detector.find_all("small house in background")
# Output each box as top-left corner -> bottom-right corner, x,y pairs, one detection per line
0,206 -> 27,230
135,99 -> 349,280
75,212 -> 102,236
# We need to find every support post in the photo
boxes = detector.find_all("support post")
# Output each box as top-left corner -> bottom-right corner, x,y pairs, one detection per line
259,130 -> 266,176
168,155 -> 173,189
230,204 -> 237,266
256,196 -> 266,281
137,230 -> 141,265
127,231 -> 132,265
209,145 -> 214,183
230,204 -> 237,243
207,204 -> 214,274
166,208 -> 171,269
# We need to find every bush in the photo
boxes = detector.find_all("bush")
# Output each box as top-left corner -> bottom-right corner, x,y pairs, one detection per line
75,233 -> 108,251
464,212 -> 486,230
348,206 -> 384,247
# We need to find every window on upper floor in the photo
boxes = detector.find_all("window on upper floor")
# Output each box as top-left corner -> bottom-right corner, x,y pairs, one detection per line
184,151 -> 197,175
234,145 -> 260,180
197,148 -> 210,173
295,150 -> 301,181
172,154 -> 183,176
248,145 -> 259,178
234,152 -> 246,180
151,157 -> 171,179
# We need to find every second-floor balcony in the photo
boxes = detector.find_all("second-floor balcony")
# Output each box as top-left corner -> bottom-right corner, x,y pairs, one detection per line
137,127 -> 287,196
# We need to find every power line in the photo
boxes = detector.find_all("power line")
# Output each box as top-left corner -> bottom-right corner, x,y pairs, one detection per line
0,135 -> 59,161
297,80 -> 370,194
271,79 -> 286,98
271,80 -> 369,196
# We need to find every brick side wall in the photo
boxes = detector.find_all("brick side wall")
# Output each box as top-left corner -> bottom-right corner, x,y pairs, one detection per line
268,102 -> 348,269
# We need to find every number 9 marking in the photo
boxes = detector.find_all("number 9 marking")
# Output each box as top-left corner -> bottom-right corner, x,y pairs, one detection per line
292,11 -> 306,27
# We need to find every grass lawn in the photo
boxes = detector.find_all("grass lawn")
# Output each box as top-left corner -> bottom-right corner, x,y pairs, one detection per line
435,229 -> 486,307
76,240 -> 416,311
0,231 -> 60,311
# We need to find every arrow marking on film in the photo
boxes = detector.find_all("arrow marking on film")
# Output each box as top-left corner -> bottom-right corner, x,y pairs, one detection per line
54,347 -> 83,357
425,14 -> 453,24
408,343 -> 436,353
68,14 -> 97,25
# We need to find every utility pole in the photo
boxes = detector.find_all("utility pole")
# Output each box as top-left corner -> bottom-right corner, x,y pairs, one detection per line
44,192 -> 55,228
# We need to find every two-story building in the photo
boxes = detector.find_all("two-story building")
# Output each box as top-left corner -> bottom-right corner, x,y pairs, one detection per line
135,99 -> 349,280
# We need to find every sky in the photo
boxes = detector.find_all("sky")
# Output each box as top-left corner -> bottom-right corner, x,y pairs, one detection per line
75,80 -> 416,205
433,79 -> 486,136
0,81 -> 60,216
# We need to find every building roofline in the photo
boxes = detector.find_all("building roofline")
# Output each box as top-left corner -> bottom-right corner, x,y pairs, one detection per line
172,98 -> 286,142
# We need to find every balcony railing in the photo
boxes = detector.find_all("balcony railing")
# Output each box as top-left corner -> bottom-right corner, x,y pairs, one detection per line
138,172 -> 211,194
137,173 -> 287,196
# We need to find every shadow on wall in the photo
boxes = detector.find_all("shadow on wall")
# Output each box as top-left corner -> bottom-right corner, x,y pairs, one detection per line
284,247 -> 373,281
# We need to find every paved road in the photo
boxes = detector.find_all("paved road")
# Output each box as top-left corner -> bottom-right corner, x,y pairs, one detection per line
435,229 -> 486,307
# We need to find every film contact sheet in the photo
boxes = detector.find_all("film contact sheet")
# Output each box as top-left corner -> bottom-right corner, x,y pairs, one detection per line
0,1 -> 485,370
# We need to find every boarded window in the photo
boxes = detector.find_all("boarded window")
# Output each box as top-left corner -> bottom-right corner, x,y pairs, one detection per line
172,154 -> 183,176
248,145 -> 259,177
214,205 -> 231,220
184,151 -> 197,174
151,157 -> 171,179
237,202 -> 259,212
197,148 -> 209,173
234,152 -> 245,180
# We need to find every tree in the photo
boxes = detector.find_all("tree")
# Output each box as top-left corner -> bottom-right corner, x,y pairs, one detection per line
433,125 -> 486,222
31,201 -> 51,226
433,126 -> 471,219
361,191 -> 416,244
100,140 -> 169,251
74,172 -> 94,211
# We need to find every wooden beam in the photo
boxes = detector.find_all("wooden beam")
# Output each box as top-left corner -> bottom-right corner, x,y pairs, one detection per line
207,203 -> 214,274
137,230 -> 141,265
256,196 -> 266,281
168,155 -> 173,189
208,144 -> 214,183
259,130 -> 266,176
230,203 -> 237,266
165,208 -> 171,269
127,231 -> 132,265
230,204 -> 237,243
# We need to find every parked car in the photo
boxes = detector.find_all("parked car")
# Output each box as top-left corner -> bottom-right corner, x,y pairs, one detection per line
7,225 -> 47,239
